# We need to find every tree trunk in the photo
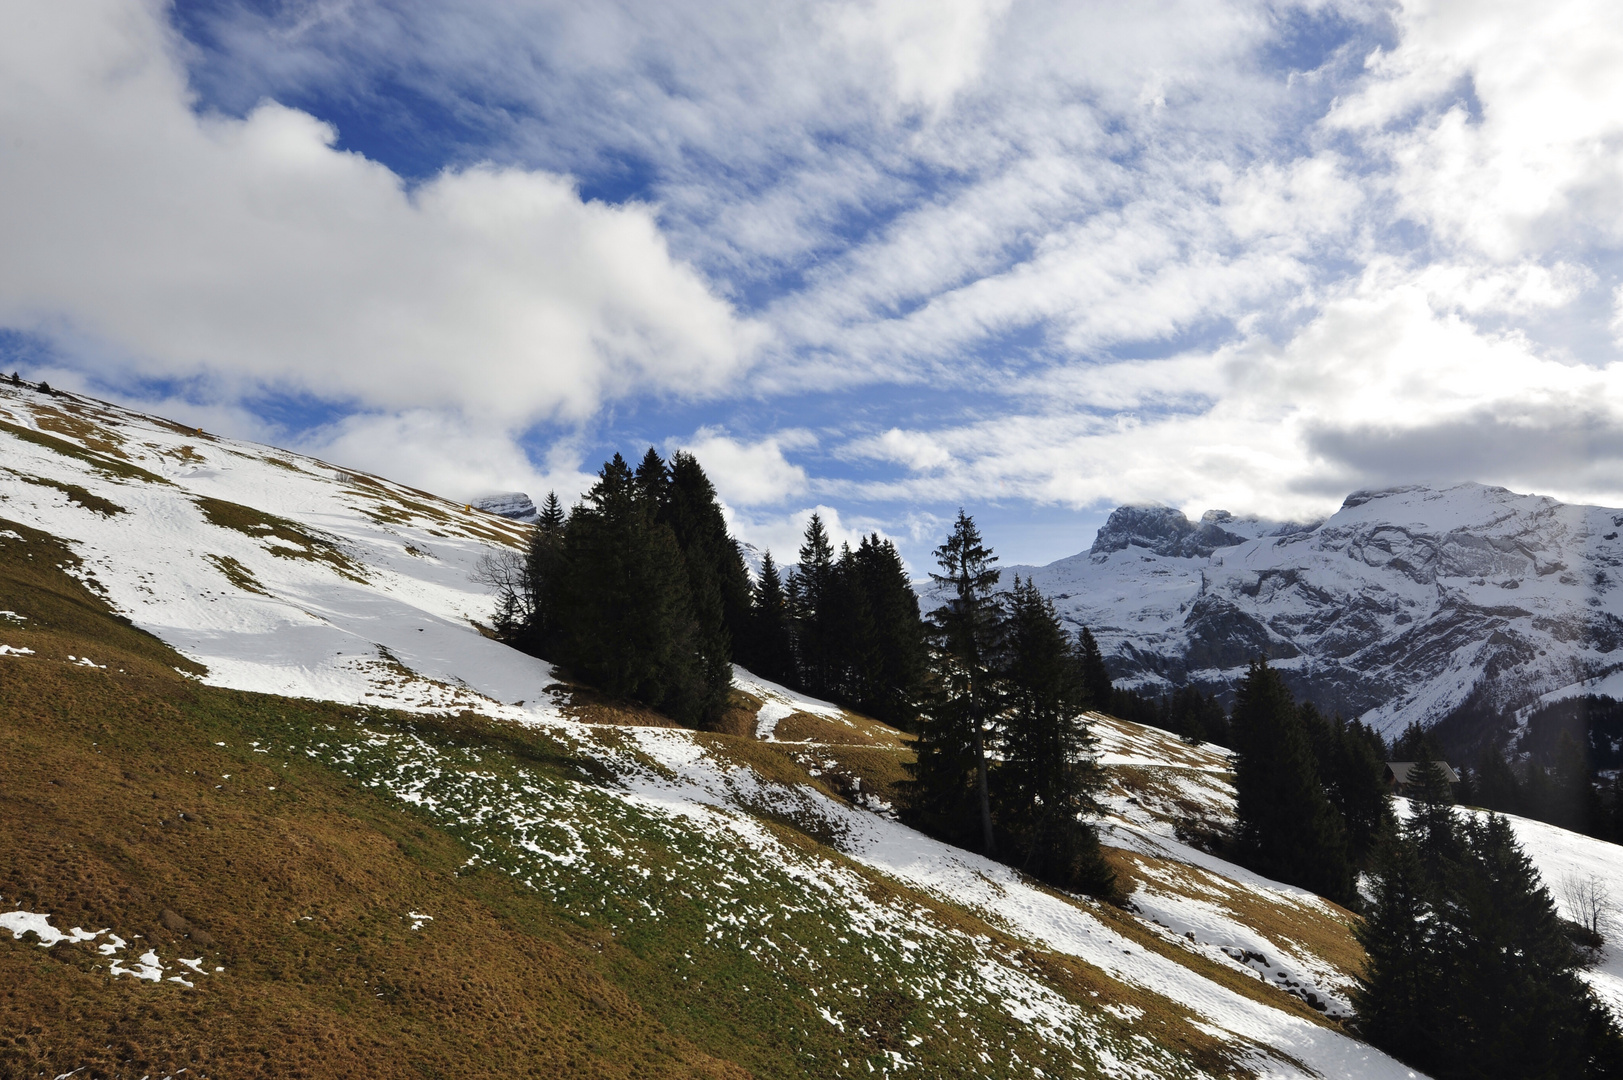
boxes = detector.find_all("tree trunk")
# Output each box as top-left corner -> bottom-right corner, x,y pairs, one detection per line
973,697 -> 995,856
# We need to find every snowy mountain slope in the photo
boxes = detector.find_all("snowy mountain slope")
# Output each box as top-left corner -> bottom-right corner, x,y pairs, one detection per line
1007,484 -> 1623,736
0,382 -> 1434,1078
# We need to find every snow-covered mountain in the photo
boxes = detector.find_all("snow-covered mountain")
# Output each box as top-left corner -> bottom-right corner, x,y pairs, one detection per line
1009,483 -> 1623,736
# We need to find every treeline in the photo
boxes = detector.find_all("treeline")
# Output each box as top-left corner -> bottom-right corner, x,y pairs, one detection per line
742,515 -> 928,730
487,450 -> 928,730
1357,759 -> 1623,1079
1226,660 -> 1393,906
1108,684 -> 1231,747
1445,697 -> 1623,843
487,477 -> 1119,897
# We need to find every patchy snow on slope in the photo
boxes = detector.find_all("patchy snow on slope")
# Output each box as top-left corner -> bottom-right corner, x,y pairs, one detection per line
0,386 -> 1432,1077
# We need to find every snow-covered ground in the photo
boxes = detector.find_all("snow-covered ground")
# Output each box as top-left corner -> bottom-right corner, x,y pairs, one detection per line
1005,483 -> 1623,736
2,383 -> 1551,1079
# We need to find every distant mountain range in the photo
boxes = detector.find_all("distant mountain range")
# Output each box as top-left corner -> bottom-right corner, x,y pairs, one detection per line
1006,483 -> 1623,739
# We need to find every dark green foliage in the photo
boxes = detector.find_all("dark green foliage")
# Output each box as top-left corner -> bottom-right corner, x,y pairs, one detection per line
1356,800 -> 1623,1079
907,511 -> 1002,855
1076,627 -> 1112,711
1229,659 -> 1356,906
833,535 -> 929,730
746,551 -> 797,687
1301,707 -> 1394,866
549,454 -> 722,726
1390,720 -> 1444,762
994,577 -> 1114,897
1167,685 -> 1230,747
789,514 -> 839,697
1354,826 -> 1437,1064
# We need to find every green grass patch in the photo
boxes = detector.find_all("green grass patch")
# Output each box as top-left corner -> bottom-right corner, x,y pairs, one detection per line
0,416 -> 170,484
194,496 -> 368,583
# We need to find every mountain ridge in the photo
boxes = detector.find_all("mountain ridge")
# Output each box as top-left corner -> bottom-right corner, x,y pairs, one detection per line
1008,482 -> 1623,737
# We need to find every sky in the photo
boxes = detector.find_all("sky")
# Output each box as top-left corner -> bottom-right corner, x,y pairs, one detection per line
3,0 -> 1623,570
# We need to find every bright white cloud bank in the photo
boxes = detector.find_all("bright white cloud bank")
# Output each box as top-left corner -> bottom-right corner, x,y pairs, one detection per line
6,0 -> 1623,551
0,0 -> 757,495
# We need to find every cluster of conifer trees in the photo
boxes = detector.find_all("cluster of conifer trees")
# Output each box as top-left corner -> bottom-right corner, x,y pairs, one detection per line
491,449 -> 751,728
1226,660 -> 1392,907
1356,756 -> 1623,1079
742,515 -> 928,731
902,512 -> 1117,898
490,475 -> 1117,896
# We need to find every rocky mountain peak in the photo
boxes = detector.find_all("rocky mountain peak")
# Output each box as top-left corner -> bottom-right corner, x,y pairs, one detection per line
1089,505 -> 1250,559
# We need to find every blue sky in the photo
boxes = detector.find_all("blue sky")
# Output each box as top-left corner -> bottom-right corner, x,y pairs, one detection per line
5,0 -> 1623,570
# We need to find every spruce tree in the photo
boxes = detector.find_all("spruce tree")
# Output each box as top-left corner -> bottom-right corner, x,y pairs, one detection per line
1076,627 -> 1113,711
789,514 -> 838,697
519,490 -> 567,656
1303,706 -> 1393,866
551,454 -> 710,726
839,535 -> 927,730
1230,659 -> 1355,904
997,577 -> 1114,896
1354,825 -> 1443,1065
748,551 -> 797,686
907,510 -> 1002,854
1474,742 -> 1523,813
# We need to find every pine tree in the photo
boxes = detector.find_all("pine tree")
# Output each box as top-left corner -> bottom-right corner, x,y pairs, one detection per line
748,551 -> 797,686
906,510 -> 1002,854
1230,659 -> 1355,904
1302,706 -> 1393,866
996,577 -> 1115,896
1076,627 -> 1112,712
1474,742 -> 1523,814
551,454 -> 710,725
838,535 -> 927,730
519,490 -> 567,656
789,514 -> 838,697
1354,824 -> 1443,1065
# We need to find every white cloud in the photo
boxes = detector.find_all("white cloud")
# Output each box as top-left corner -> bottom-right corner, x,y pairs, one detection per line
0,0 -> 760,428
295,410 -> 598,507
846,428 -> 953,471
673,427 -> 811,506
1328,0 -> 1623,261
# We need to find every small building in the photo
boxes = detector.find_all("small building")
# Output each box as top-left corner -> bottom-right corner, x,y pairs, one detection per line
1383,760 -> 1460,796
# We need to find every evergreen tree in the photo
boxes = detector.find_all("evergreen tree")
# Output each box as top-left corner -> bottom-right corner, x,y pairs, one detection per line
1230,659 -> 1355,905
748,551 -> 797,686
664,451 -> 754,659
838,535 -> 928,729
1076,627 -> 1113,711
789,514 -> 838,697
1354,825 -> 1442,1065
1390,720 -> 1444,762
1302,706 -> 1393,866
907,510 -> 1002,854
656,451 -> 750,723
1474,742 -> 1523,814
551,454 -> 714,726
996,577 -> 1115,896
518,491 -> 567,655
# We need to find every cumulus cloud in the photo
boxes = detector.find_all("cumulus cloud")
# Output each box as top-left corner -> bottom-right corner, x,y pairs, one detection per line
0,0 -> 759,428
672,427 -> 811,507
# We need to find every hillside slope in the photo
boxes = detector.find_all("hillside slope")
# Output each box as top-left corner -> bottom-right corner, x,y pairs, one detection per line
0,381 -> 1502,1078
1006,485 -> 1623,736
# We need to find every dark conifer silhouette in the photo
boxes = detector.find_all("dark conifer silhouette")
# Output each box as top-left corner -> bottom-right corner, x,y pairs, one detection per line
908,510 -> 1002,855
1230,659 -> 1355,905
996,576 -> 1115,896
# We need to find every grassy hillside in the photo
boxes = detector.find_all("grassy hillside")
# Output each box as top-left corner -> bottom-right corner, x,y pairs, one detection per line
1,384 -> 1444,1080
1,514 -> 1241,1080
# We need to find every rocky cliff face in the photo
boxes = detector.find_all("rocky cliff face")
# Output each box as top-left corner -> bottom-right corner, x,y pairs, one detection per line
1009,484 -> 1623,736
